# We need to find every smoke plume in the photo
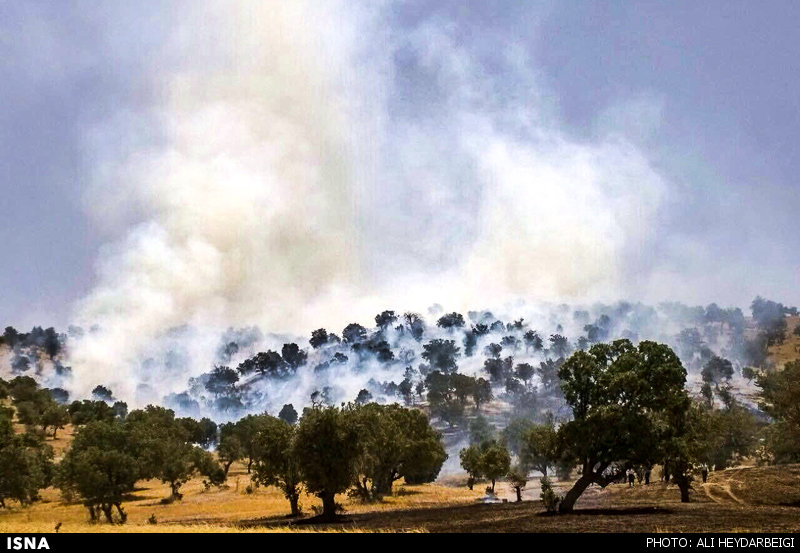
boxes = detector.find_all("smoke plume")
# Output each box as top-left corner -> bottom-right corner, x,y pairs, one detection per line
69,1 -> 668,401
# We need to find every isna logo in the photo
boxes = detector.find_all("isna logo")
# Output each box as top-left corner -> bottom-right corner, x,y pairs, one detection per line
6,537 -> 50,550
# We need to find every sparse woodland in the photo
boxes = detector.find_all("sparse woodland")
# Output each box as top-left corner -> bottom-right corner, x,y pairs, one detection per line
1,296 -> 800,527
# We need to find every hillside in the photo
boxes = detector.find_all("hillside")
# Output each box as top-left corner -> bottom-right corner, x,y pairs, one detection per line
4,407 -> 800,534
3,462 -> 800,533
768,316 -> 800,367
2,315 -> 800,533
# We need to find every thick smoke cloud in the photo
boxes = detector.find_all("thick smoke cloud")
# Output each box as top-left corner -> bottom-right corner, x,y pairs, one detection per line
65,1 -> 668,400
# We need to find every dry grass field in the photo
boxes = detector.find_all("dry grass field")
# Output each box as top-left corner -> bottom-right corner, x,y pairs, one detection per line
769,316 -> 800,367
0,452 -> 477,533
3,457 -> 800,533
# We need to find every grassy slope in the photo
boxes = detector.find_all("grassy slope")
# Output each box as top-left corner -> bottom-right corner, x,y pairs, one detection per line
3,322 -> 800,533
769,316 -> 800,367
0,451 -> 479,533
4,461 -> 800,533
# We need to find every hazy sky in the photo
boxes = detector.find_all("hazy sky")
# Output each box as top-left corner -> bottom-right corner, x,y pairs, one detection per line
2,0 -> 799,331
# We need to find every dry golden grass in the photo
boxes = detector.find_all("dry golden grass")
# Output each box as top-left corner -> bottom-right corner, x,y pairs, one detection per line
0,521 -> 420,533
769,316 -> 800,367
0,460 -> 479,533
4,448 -> 800,532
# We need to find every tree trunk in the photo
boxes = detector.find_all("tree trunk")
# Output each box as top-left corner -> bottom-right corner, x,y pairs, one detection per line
559,473 -> 594,513
467,476 -> 475,490
320,491 -> 337,521
87,505 -> 97,522
673,474 -> 691,503
223,461 -> 233,477
491,479 -> 496,493
115,503 -> 127,523
101,503 -> 114,523
289,494 -> 300,517
373,471 -> 398,497
515,487 -> 522,502
170,482 -> 183,501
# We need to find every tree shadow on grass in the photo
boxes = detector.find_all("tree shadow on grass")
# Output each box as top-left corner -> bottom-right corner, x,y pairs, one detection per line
237,513 -> 352,529
537,506 -> 672,517
392,488 -> 423,497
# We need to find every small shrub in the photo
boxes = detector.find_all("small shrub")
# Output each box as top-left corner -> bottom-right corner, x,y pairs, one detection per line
540,476 -> 561,513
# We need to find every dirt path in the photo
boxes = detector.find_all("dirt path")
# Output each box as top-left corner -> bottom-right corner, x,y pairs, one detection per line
702,468 -> 745,505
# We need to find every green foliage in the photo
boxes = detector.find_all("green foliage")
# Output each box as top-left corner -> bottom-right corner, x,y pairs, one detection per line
425,371 -> 466,427
501,418 -> 533,456
178,416 -> 217,447
126,406 -> 224,500
484,356 -> 513,383
751,296 -> 789,346
217,424 -> 244,475
472,377 -> 492,411
697,401 -> 758,469
7,377 -> 55,429
194,448 -> 226,489
450,373 -> 476,407
760,421 -> 800,464
701,356 -> 734,385
519,416 -> 560,477
292,406 -> 360,519
421,339 -> 461,373
346,403 -> 446,500
14,401 -> 42,427
539,476 -> 561,513
217,414 -> 274,474
756,361 -> 800,463
548,334 -> 571,358
479,441 -> 511,492
40,403 -> 69,438
557,340 -> 691,512
506,465 -> 527,502
757,361 -> 800,428
469,415 -> 494,446
250,415 -> 302,516
459,444 -> 483,490
458,439 -> 510,493
8,376 -> 40,403
68,400 -> 116,425
57,420 -> 137,522
278,403 -> 298,425
514,363 -> 535,384
0,409 -> 53,509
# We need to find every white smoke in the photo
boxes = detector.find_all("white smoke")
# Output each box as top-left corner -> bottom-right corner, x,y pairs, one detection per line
68,1 -> 669,401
